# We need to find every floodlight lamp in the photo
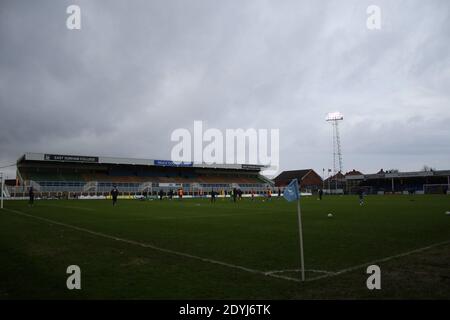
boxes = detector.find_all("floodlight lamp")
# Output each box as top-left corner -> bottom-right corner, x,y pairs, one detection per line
326,112 -> 344,121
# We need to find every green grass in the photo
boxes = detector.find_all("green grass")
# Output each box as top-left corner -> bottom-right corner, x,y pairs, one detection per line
0,195 -> 449,299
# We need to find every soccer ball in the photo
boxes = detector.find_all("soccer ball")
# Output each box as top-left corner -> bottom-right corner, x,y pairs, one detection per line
328,213 -> 333,218
446,211 -> 450,215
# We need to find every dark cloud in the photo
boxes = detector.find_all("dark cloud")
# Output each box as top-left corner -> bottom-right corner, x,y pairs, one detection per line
1,0 -> 449,178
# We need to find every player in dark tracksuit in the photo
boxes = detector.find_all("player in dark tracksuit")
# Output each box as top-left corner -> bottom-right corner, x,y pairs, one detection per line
28,186 -> 35,206
111,186 -> 119,206
211,189 -> 216,203
358,189 -> 364,205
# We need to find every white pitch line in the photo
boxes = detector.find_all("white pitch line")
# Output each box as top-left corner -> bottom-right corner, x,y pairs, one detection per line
264,238 -> 450,282
305,239 -> 450,282
2,208 -> 301,283
265,269 -> 334,275
264,269 -> 337,282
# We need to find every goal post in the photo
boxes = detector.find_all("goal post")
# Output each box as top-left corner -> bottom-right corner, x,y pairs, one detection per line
1,172 -> 4,209
423,184 -> 450,195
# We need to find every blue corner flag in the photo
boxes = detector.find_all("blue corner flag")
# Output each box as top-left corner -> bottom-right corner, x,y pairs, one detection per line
283,179 -> 300,202
283,178 -> 305,281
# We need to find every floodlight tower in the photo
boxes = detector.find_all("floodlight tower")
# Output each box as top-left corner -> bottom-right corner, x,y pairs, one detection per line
326,112 -> 344,187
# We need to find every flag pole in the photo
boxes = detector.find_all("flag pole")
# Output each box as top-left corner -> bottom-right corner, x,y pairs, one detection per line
296,197 -> 305,281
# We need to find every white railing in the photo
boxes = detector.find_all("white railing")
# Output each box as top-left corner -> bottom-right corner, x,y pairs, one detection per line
4,179 -> 270,197
27,180 -> 41,192
83,181 -> 98,192
139,182 -> 153,192
3,185 -> 10,198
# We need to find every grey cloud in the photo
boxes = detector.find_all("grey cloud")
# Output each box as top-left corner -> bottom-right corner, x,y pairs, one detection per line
1,0 -> 449,179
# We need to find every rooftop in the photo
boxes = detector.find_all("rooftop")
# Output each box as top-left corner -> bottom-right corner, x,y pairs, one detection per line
17,153 -> 266,171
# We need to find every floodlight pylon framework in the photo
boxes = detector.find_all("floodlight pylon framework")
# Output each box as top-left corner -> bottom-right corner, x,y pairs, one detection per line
326,112 -> 344,189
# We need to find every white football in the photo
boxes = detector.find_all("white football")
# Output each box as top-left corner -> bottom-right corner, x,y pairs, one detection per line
328,213 -> 333,218
446,211 -> 450,215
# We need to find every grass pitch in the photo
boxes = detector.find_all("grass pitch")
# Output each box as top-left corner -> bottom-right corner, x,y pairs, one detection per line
0,195 -> 449,299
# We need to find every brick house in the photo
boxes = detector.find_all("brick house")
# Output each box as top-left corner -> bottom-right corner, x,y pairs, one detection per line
273,169 -> 323,192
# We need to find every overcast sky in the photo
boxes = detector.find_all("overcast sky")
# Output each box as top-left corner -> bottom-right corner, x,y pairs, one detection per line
1,0 -> 449,178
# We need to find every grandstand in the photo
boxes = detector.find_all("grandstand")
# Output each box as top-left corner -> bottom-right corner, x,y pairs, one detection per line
8,153 -> 272,198
345,169 -> 450,194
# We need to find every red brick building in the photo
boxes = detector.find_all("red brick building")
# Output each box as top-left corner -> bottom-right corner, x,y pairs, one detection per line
273,169 -> 323,192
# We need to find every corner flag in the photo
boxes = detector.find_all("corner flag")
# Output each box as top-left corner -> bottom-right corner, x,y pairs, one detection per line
283,179 -> 299,202
283,178 -> 305,281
